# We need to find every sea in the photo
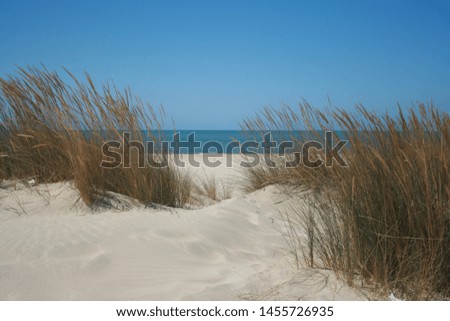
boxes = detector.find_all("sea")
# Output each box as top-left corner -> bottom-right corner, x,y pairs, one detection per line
129,130 -> 350,154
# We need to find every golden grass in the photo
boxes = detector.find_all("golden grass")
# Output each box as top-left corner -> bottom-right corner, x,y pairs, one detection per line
241,103 -> 449,299
0,66 -> 194,208
195,173 -> 231,202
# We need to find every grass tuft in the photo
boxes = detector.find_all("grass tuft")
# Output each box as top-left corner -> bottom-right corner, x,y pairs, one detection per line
0,66 -> 193,208
241,103 -> 449,299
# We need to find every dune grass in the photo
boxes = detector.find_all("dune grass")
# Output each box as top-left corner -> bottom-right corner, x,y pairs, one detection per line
195,173 -> 231,202
1,65 -> 448,298
0,66 -> 194,208
241,103 -> 449,299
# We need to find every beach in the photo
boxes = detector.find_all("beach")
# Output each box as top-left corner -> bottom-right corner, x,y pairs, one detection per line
0,154 -> 365,300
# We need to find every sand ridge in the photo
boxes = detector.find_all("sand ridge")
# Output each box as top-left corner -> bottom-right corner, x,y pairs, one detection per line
0,156 -> 366,300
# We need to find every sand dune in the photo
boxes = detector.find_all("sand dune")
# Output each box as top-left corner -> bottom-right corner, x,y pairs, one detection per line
0,157 -> 366,300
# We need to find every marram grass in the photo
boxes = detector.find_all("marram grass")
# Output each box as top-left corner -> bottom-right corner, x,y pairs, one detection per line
242,103 -> 449,299
0,66 -> 194,207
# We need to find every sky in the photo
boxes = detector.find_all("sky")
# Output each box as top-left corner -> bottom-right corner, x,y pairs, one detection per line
0,0 -> 449,129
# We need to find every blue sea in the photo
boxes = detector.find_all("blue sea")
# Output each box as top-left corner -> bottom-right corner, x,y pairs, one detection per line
135,130 -> 350,154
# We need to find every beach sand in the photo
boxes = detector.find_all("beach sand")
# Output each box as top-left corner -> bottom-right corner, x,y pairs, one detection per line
0,154 -> 366,300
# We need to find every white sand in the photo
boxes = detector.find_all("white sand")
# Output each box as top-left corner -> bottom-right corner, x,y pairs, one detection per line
0,155 -> 366,300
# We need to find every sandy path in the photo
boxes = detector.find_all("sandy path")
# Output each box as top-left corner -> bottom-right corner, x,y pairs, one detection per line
0,156 -> 365,300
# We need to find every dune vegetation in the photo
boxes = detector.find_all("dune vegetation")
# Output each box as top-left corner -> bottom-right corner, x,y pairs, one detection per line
1,66 -> 448,299
0,66 -> 194,208
241,103 -> 449,299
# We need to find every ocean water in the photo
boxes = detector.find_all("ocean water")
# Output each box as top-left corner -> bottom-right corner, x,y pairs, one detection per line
135,130 -> 350,154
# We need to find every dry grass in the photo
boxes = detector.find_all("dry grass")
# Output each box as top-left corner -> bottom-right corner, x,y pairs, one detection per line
0,66 -> 194,208
194,173 -> 231,204
241,103 -> 450,299
240,156 -> 292,193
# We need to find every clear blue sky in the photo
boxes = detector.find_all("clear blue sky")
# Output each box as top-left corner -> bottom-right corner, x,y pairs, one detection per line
1,0 -> 449,129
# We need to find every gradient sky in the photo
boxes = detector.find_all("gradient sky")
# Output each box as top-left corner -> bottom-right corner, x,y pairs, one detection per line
1,0 -> 449,129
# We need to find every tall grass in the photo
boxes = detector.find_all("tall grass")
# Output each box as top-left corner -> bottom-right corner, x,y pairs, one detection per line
0,66 -> 193,207
241,103 -> 449,299
195,173 -> 231,203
